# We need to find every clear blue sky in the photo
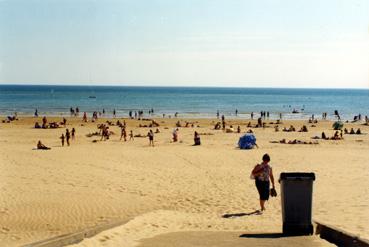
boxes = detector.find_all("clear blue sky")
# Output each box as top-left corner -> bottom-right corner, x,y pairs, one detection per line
0,0 -> 368,88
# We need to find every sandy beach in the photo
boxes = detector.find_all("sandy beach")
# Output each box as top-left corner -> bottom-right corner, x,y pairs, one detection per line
0,116 -> 368,246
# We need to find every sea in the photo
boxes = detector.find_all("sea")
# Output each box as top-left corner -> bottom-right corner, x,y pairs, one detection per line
0,85 -> 368,120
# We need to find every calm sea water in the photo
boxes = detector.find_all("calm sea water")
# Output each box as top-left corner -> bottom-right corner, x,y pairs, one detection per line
0,85 -> 368,120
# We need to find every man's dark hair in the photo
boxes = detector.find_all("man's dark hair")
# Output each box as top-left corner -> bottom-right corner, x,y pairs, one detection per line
262,153 -> 270,162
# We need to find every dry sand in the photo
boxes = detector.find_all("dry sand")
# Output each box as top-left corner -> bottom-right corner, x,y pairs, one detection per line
0,116 -> 368,246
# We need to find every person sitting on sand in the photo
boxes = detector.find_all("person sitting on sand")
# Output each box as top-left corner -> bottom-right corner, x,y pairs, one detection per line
321,132 -> 327,140
214,122 -> 221,130
356,128 -> 361,135
257,117 -> 262,128
226,125 -> 234,133
51,122 -> 60,128
279,139 -> 286,144
37,140 -> 50,150
101,126 -> 110,141
350,128 -> 355,134
155,128 -> 160,133
194,131 -> 201,146
42,116 -> 47,125
288,139 -> 298,144
247,129 -> 253,133
344,128 -> 348,134
251,154 -> 275,212
274,125 -> 279,132
34,122 -> 41,129
60,133 -> 65,146
148,130 -> 154,146
299,125 -> 308,132
247,122 -> 252,128
332,131 -> 340,140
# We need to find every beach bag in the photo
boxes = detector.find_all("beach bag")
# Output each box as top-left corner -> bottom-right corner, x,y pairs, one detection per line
238,134 -> 256,149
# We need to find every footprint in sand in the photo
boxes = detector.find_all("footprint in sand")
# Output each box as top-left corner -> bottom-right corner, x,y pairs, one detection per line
11,235 -> 21,240
99,235 -> 110,242
0,227 -> 10,234
0,208 -> 9,214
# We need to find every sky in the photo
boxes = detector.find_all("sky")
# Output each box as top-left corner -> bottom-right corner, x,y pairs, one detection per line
0,0 -> 368,88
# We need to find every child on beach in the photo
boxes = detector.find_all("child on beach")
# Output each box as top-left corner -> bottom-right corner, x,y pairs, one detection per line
251,154 -> 275,212
129,130 -> 134,140
60,134 -> 65,146
148,130 -> 154,147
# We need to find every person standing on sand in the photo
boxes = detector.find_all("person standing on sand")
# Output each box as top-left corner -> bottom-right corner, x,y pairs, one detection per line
129,130 -> 134,141
71,128 -> 76,140
148,130 -> 154,147
83,112 -> 87,122
60,133 -> 65,146
66,129 -> 71,146
251,154 -> 275,212
120,127 -> 127,141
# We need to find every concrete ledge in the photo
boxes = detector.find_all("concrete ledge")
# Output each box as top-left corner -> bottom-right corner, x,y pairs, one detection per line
315,221 -> 369,247
22,219 -> 130,247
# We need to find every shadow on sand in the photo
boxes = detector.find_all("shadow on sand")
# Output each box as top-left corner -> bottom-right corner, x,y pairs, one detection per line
222,210 -> 262,218
239,233 -> 285,238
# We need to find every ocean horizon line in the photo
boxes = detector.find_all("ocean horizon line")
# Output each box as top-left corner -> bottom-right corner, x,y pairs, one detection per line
0,83 -> 368,91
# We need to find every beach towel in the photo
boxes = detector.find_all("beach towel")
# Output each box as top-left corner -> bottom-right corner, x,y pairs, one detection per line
238,134 -> 256,149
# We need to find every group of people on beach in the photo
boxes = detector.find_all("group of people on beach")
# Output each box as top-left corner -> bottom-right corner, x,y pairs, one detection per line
31,107 -> 367,152
60,128 -> 75,146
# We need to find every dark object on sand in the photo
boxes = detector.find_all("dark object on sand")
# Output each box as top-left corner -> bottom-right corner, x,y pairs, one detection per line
279,172 -> 315,236
238,134 -> 256,149
332,121 -> 343,130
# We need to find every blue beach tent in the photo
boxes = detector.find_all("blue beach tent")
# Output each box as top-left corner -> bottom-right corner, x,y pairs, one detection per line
238,134 -> 256,149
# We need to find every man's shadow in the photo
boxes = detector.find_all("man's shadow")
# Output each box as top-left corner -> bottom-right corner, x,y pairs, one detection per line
222,210 -> 262,218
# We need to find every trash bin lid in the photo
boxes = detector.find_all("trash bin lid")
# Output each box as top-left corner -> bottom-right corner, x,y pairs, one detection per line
279,172 -> 315,181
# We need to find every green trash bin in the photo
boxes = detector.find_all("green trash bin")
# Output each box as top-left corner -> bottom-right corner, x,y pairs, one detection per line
279,172 -> 315,235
